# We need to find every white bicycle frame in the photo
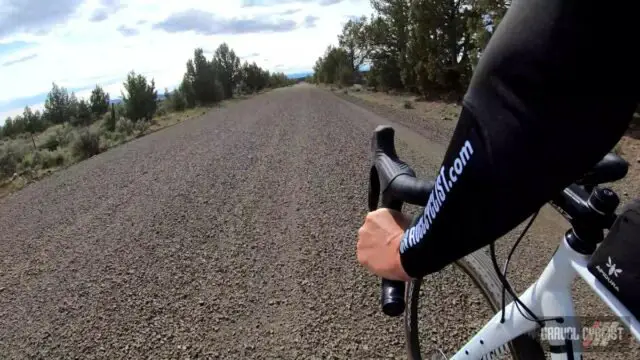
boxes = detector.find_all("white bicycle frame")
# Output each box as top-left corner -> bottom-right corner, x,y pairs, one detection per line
450,235 -> 640,360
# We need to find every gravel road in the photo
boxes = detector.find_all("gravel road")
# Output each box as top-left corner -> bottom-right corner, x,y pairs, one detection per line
0,84 -> 636,359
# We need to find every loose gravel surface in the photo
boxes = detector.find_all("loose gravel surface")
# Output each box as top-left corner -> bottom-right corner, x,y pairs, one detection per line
0,84 -> 637,359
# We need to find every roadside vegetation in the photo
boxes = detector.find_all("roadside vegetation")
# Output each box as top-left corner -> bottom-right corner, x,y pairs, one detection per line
311,0 -> 510,100
312,0 -> 640,154
0,43 -> 295,196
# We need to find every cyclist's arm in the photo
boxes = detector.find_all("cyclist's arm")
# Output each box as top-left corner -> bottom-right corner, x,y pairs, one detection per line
399,0 -> 639,278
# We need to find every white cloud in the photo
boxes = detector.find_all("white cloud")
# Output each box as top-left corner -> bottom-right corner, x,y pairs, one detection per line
0,0 -> 371,121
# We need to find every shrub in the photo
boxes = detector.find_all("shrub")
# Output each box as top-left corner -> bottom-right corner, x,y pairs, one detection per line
56,126 -> 75,147
0,143 -> 28,180
102,130 -> 114,141
404,100 -> 414,109
102,131 -> 125,148
116,118 -> 135,136
72,130 -> 101,160
133,120 -> 151,136
58,126 -> 75,147
114,103 -> 126,118
40,149 -> 66,169
41,125 -> 74,151
41,134 -> 60,151
19,152 -> 35,171
103,104 -> 117,132
20,149 -> 66,171
112,131 -> 125,144
155,105 -> 168,117
171,91 -> 187,112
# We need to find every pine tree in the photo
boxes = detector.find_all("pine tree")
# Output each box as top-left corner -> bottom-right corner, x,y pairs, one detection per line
121,71 -> 158,122
90,85 -> 110,116
44,83 -> 71,125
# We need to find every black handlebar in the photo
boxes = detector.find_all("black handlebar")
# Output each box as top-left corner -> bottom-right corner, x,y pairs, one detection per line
367,127 -> 626,318
369,126 -> 434,317
370,126 -> 433,208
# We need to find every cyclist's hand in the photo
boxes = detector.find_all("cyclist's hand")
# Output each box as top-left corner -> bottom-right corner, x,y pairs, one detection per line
357,208 -> 412,281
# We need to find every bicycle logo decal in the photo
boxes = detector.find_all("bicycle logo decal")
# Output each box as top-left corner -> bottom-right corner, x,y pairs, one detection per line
606,257 -> 623,277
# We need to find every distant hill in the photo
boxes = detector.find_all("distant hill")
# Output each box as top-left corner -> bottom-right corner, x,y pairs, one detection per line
286,71 -> 313,79
284,65 -> 369,80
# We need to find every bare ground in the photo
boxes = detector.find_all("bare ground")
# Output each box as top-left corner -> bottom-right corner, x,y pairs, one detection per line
0,84 -> 638,359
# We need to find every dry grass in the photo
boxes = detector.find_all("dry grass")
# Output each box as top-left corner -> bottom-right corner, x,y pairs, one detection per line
147,107 -> 207,132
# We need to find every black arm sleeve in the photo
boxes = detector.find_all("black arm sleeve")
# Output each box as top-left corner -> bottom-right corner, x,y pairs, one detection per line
399,0 -> 639,278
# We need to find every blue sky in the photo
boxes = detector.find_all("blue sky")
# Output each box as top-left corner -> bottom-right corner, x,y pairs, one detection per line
0,0 -> 371,121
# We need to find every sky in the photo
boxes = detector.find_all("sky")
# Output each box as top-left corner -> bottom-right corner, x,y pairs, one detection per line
0,0 -> 372,122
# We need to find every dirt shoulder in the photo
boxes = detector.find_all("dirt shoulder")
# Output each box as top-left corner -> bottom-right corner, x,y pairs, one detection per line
610,134 -> 640,204
325,85 -> 461,145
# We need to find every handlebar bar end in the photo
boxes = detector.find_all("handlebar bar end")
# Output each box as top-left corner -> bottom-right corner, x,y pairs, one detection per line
381,279 -> 406,317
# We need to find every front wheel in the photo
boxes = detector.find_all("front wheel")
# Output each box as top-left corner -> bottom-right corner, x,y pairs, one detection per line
404,248 -> 545,360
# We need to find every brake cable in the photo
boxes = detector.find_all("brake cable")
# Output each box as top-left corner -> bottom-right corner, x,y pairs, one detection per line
489,209 -> 564,327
